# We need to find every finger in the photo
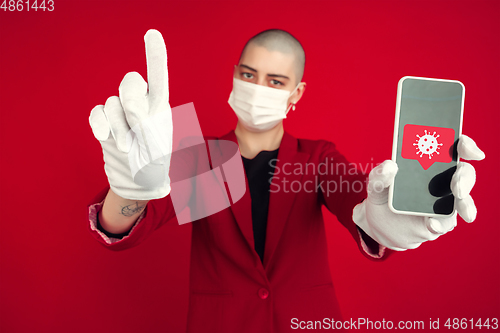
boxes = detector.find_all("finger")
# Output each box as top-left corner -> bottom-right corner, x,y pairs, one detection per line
89,105 -> 110,141
118,71 -> 148,128
456,194 -> 477,223
367,160 -> 398,204
451,162 -> 476,199
426,212 -> 457,235
144,29 -> 169,109
458,135 -> 485,161
103,96 -> 132,153
369,160 -> 398,188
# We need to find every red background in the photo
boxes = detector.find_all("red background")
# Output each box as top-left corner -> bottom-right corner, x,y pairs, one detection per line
1,1 -> 498,332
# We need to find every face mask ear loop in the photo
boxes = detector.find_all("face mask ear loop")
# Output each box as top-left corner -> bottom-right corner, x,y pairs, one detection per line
285,83 -> 301,115
290,83 -> 300,97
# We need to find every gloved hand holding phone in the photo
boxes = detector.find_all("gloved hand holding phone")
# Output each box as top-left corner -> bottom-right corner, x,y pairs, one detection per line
353,135 -> 485,251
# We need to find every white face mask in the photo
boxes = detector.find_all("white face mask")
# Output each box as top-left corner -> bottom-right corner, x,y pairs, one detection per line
228,78 -> 300,132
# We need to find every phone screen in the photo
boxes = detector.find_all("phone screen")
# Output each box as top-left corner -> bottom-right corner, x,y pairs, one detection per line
390,77 -> 464,216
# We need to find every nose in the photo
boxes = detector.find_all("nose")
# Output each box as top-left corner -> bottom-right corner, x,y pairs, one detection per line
256,78 -> 267,86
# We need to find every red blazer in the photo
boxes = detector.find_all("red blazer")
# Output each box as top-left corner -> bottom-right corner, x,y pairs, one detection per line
87,130 -> 389,333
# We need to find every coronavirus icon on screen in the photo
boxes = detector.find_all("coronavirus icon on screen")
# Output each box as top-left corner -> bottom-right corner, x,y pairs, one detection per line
413,130 -> 443,159
402,124 -> 455,170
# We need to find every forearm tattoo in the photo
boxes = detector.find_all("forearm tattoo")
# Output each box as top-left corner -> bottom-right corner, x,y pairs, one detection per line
120,202 -> 146,217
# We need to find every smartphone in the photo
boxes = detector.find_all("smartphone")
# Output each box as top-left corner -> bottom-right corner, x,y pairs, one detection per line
388,76 -> 464,217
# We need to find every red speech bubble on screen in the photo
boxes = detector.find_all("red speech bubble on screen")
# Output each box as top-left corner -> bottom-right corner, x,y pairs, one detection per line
402,124 -> 455,170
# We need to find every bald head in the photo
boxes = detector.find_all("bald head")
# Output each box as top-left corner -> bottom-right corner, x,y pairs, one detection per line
240,29 -> 305,84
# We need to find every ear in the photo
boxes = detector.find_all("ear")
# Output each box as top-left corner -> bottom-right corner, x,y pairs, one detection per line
291,82 -> 306,104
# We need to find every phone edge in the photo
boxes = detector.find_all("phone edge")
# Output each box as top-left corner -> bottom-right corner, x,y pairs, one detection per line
388,76 -> 464,218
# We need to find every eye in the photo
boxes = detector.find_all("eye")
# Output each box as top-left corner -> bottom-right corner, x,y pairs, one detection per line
242,72 -> 254,79
271,79 -> 283,86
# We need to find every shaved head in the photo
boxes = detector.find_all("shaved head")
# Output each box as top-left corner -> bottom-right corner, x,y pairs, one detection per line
240,29 -> 306,84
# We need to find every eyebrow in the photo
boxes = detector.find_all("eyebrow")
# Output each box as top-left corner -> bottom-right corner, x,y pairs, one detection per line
239,64 -> 290,80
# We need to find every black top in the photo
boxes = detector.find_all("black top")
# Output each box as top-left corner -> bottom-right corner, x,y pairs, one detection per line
241,149 -> 279,263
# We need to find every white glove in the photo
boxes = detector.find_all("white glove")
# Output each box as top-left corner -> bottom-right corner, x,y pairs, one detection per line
353,135 -> 485,251
89,29 -> 173,200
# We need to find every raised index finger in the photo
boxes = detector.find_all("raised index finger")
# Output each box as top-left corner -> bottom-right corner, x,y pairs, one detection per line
144,29 -> 169,108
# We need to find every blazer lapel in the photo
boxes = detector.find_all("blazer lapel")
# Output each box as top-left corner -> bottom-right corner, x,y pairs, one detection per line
214,131 -> 256,255
264,132 -> 309,269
